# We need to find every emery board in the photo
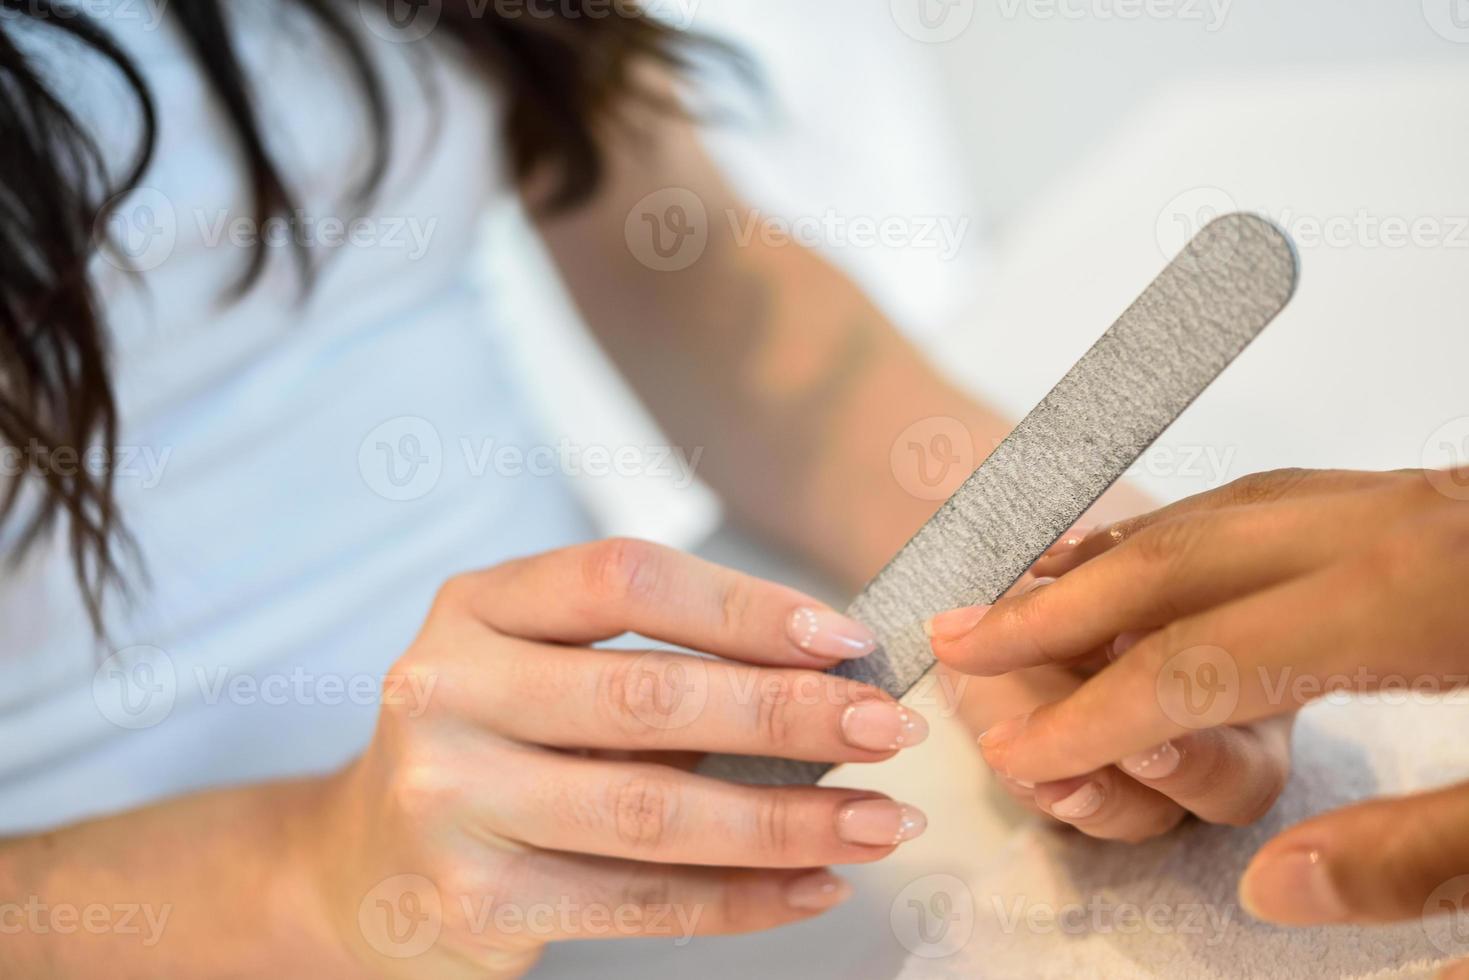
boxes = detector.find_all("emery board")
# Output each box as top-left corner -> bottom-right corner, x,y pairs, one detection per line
696,213 -> 1299,787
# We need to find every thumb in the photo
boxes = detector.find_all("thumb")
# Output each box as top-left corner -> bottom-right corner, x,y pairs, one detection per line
1240,781 -> 1469,938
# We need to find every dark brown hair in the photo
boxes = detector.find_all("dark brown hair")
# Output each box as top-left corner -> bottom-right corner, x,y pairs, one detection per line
0,0 -> 719,632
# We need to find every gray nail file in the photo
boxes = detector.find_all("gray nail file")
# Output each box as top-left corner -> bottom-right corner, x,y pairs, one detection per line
696,213 -> 1299,787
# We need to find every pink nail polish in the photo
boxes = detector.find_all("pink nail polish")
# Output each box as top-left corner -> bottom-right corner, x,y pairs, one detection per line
1046,525 -> 1095,556
836,800 -> 927,846
977,712 -> 1030,749
1241,848 -> 1348,924
925,604 -> 991,643
1110,631 -> 1148,661
1121,742 -> 1181,780
784,870 -> 853,911
841,700 -> 930,752
1048,782 -> 1105,820
788,607 -> 877,660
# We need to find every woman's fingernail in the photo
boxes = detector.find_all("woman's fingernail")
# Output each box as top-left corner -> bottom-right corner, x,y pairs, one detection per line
1022,576 -> 1057,595
1110,631 -> 1147,661
1048,782 -> 1105,820
1046,526 -> 1094,556
924,605 -> 991,643
836,800 -> 928,846
784,870 -> 853,911
788,607 -> 877,660
841,701 -> 930,752
978,713 -> 1030,750
1240,847 -> 1349,924
1121,742 -> 1181,780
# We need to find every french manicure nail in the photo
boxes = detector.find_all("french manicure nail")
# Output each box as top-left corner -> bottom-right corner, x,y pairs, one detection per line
1048,782 -> 1105,820
836,800 -> 928,846
841,700 -> 930,752
925,604 -> 991,643
784,870 -> 853,911
978,713 -> 1030,750
788,607 -> 877,660
1046,526 -> 1095,556
1121,742 -> 1181,780
1240,847 -> 1349,924
1110,631 -> 1147,661
1022,576 -> 1057,595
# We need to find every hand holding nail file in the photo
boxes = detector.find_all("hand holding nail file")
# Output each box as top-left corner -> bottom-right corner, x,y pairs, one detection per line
697,213 -> 1300,787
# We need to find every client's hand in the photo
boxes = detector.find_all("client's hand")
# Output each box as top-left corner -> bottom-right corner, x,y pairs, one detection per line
930,468 -> 1469,956
310,539 -> 930,979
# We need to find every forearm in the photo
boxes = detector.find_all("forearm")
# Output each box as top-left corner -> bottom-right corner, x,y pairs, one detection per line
0,778 -> 346,978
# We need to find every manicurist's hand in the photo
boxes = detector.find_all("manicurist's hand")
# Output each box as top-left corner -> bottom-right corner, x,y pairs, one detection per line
310,539 -> 930,978
929,467 -> 1469,959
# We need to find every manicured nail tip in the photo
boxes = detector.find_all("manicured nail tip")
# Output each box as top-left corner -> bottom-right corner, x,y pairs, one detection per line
841,701 -> 930,752
784,871 -> 853,911
1240,848 -> 1348,924
1048,782 -> 1105,820
1121,742 -> 1181,780
925,604 -> 992,644
1021,576 -> 1056,595
977,713 -> 1029,749
1110,631 -> 1147,661
1046,525 -> 1094,554
836,800 -> 928,846
788,607 -> 877,660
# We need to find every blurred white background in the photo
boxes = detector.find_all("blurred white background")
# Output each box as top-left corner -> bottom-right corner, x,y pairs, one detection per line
487,0 -> 1469,552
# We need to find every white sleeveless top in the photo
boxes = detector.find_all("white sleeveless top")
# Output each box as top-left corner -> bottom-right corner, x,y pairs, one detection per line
0,3 -> 595,831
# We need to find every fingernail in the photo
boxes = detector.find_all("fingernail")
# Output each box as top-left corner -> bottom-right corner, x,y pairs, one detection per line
836,800 -> 928,846
841,700 -> 930,752
788,607 -> 877,660
1240,847 -> 1349,924
1121,742 -> 1181,780
924,604 -> 991,643
1048,782 -> 1105,820
1022,576 -> 1056,595
1046,526 -> 1094,556
1110,631 -> 1147,661
784,870 -> 853,911
978,712 -> 1030,750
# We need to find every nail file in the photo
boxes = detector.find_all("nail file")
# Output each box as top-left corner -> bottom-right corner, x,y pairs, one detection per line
696,213 -> 1299,786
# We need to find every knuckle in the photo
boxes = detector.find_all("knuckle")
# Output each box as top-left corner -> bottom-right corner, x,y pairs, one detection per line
753,675 -> 797,747
430,574 -> 476,615
752,791 -> 795,860
583,537 -> 664,606
717,575 -> 754,638
1222,468 -> 1313,507
600,655 -> 682,735
606,773 -> 678,852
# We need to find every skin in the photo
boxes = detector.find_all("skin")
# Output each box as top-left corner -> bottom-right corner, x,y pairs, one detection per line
0,78 -> 1287,977
933,467 -> 1469,973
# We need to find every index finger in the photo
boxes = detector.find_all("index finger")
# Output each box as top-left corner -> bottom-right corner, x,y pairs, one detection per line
439,538 -> 876,669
